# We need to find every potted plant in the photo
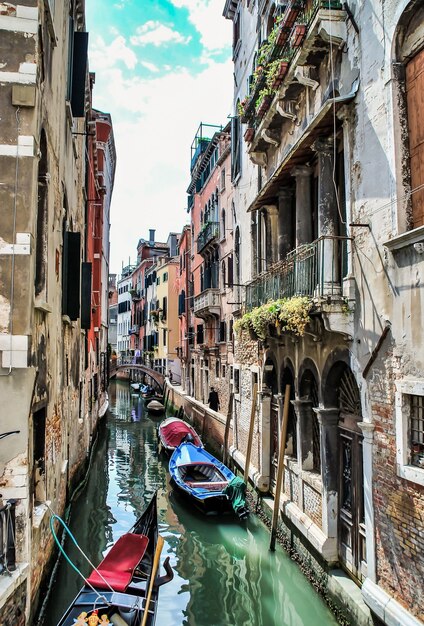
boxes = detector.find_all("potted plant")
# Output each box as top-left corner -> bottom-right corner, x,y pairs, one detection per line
266,58 -> 290,90
290,22 -> 307,48
255,87 -> 273,119
244,127 -> 255,142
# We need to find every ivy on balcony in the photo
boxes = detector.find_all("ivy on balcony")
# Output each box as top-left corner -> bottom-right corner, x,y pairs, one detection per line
234,296 -> 313,340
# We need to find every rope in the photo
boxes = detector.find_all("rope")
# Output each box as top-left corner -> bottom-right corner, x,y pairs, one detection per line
49,512 -> 113,604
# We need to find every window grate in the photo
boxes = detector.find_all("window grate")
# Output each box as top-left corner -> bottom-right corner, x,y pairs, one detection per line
410,394 -> 424,467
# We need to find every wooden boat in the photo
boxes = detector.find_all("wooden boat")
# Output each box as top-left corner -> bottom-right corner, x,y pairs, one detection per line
56,492 -> 173,626
158,417 -> 203,455
169,442 -> 248,518
146,399 -> 165,416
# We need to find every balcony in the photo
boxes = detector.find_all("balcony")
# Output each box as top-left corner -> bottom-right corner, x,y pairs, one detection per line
197,222 -> 220,253
239,0 -> 346,135
245,236 -> 353,337
0,500 -> 16,574
194,288 -> 221,319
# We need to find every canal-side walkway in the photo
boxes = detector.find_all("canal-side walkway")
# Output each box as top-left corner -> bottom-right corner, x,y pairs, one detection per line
164,380 -> 373,626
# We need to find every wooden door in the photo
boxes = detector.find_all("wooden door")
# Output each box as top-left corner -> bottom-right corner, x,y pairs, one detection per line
338,423 -> 366,581
406,49 -> 424,228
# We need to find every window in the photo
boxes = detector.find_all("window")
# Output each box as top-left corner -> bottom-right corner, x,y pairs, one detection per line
231,110 -> 241,181
396,381 -> 424,486
35,130 -> 48,297
220,168 -> 226,192
219,320 -> 226,342
221,209 -> 226,239
156,276 -> 160,285
163,272 -> 168,282
234,367 -> 240,395
215,359 -> 220,378
162,296 -> 167,320
196,324 -> 204,345
163,328 -> 167,346
222,364 -> 226,378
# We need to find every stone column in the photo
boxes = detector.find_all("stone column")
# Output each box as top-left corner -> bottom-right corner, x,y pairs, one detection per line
291,165 -> 313,247
277,188 -> 293,260
358,421 -> 376,583
292,399 -> 314,470
312,137 -> 341,295
315,407 -> 339,538
264,204 -> 279,266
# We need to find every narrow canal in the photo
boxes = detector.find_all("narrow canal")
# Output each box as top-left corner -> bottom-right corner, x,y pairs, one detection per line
41,380 -> 338,626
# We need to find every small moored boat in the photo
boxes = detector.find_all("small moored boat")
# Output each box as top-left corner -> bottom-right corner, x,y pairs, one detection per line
158,417 -> 203,455
55,492 -> 173,626
146,400 -> 165,416
169,442 -> 248,519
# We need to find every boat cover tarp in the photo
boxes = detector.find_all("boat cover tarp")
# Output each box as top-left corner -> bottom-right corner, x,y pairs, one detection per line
87,533 -> 149,592
223,477 -> 247,517
161,420 -> 201,448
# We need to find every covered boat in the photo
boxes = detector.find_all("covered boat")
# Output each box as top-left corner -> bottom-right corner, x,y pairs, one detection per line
169,442 -> 248,519
56,492 -> 173,626
146,400 -> 165,416
158,417 -> 203,454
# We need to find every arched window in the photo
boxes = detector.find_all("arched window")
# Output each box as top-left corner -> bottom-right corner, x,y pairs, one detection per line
221,208 -> 226,238
221,260 -> 226,289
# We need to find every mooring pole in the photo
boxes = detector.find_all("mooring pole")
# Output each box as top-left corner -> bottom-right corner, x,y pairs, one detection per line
269,384 -> 290,551
244,383 -> 258,484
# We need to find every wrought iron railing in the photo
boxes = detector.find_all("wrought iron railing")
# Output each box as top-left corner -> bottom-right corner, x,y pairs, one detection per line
0,500 -> 16,574
246,236 -> 350,310
197,222 -> 220,253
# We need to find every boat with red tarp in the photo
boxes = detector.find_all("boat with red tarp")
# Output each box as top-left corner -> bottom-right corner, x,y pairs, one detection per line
158,416 -> 203,455
56,492 -> 173,626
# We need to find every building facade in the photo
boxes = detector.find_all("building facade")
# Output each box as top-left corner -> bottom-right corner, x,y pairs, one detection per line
0,1 -> 114,623
222,0 -> 424,623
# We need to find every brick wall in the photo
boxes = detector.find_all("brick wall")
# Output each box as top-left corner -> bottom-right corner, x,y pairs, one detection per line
0,581 -> 26,626
370,350 -> 424,621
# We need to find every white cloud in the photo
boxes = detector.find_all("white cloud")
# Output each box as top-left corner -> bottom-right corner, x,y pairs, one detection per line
169,0 -> 231,51
130,20 -> 191,47
89,35 -> 137,70
91,59 -> 233,273
140,60 -> 160,73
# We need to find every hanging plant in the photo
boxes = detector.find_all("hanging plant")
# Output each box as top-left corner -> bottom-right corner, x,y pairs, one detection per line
235,297 -> 313,340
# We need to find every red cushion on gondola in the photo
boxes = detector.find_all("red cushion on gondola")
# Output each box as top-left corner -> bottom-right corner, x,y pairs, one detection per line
161,421 -> 201,447
87,533 -> 149,592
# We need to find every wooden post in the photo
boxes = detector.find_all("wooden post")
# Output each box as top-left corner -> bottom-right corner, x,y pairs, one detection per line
140,535 -> 164,626
223,392 -> 234,465
270,384 -> 290,551
244,383 -> 258,484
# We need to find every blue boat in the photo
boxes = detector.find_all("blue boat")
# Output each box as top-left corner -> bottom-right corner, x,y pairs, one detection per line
169,442 -> 248,518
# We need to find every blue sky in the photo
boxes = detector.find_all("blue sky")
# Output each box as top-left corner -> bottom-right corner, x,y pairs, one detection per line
85,0 -> 233,273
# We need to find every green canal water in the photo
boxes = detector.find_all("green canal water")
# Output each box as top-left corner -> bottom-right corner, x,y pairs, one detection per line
41,380 -> 338,626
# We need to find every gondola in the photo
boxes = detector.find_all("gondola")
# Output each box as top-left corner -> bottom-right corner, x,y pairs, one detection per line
56,492 -> 173,626
169,442 -> 248,519
158,416 -> 203,455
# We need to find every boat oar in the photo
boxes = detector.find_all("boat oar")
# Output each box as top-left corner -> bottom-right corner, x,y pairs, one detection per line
140,535 -> 164,626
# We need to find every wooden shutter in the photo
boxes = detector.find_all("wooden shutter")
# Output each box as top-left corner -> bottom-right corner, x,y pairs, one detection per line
81,262 -> 92,329
62,231 -> 81,320
406,49 -> 424,228
71,31 -> 88,117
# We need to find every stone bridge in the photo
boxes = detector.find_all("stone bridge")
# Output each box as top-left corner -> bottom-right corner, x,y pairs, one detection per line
112,364 -> 165,391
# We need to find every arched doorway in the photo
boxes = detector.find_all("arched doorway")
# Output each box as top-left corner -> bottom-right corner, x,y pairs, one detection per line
325,363 -> 365,580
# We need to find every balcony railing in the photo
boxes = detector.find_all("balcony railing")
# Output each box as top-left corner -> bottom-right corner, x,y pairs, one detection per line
194,288 -> 221,319
246,236 -> 350,310
0,500 -> 16,574
197,222 -> 220,253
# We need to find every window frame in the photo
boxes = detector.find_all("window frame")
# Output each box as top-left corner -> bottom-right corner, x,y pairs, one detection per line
395,380 -> 424,486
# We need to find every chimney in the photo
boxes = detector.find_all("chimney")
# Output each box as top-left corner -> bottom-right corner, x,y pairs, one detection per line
149,229 -> 155,245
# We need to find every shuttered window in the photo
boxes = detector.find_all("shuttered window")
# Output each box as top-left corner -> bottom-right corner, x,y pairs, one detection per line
406,49 -> 424,228
62,231 -> 81,320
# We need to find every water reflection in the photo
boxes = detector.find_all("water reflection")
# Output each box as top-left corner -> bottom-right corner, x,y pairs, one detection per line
42,381 -> 338,626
